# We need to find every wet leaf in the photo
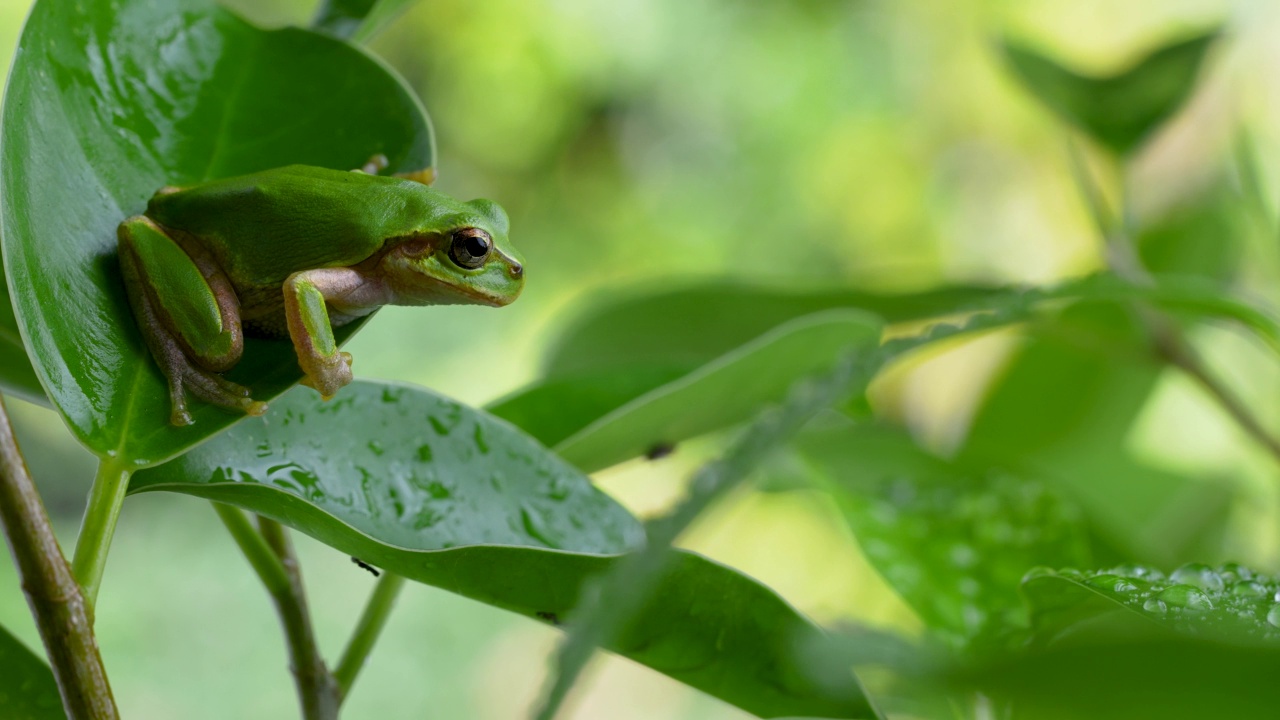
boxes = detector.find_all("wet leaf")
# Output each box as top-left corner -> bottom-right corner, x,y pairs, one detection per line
799,422 -> 1089,650
131,379 -> 863,717
1003,30 -> 1219,156
0,621 -> 64,719
1022,563 -> 1280,645
0,0 -> 433,465
542,282 -> 1002,380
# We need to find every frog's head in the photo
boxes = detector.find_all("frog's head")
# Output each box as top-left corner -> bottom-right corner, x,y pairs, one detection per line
381,198 -> 524,308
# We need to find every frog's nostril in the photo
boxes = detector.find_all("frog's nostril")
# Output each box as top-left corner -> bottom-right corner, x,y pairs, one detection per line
509,263 -> 523,278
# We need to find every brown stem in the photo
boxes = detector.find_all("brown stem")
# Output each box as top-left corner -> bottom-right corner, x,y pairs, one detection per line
0,397 -> 118,719
1153,324 -> 1280,465
257,516 -> 340,720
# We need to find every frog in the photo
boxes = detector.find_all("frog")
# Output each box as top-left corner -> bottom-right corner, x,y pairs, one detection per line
117,156 -> 524,427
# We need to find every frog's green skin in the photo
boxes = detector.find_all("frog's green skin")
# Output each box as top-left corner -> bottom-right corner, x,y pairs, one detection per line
117,164 -> 524,426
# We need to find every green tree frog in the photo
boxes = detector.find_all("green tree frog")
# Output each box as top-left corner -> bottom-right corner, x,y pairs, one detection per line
117,158 -> 524,426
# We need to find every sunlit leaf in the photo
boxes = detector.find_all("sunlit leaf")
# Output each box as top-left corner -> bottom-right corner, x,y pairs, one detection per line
131,380 -> 862,717
550,310 -> 881,473
958,301 -> 1232,566
0,621 -> 64,719
542,282 -> 1003,380
799,422 -> 1089,649
0,0 -> 433,465
1003,30 -> 1219,156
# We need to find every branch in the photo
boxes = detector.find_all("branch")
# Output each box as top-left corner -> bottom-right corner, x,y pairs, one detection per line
256,516 -> 340,720
334,572 -> 405,700
0,397 -> 118,718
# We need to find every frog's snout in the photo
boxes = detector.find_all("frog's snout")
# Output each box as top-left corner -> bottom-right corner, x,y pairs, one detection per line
508,262 -> 523,279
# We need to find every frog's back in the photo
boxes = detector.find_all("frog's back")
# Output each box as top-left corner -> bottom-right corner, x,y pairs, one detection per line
145,165 -> 440,289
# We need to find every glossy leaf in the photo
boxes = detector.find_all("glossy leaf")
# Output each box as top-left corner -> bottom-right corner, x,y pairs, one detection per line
131,380 -> 864,717
542,282 -> 1003,380
1022,563 -> 1280,644
133,380 -> 641,553
1003,30 -> 1219,156
0,621 -> 64,720
0,277 -> 45,406
0,0 -> 433,465
549,310 -> 882,473
958,301 -> 1232,566
799,422 -> 1089,649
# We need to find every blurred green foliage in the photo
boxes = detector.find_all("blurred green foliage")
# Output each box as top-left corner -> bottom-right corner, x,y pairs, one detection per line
4,0 -> 1280,719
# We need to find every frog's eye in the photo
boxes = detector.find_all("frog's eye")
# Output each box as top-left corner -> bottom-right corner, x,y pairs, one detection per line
448,228 -> 492,269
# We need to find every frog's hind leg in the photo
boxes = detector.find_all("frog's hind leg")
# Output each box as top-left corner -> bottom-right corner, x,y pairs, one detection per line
118,216 -> 265,426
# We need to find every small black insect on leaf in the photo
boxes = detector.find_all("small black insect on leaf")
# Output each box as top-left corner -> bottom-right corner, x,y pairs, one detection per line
351,556 -> 381,577
645,441 -> 676,460
535,611 -> 562,626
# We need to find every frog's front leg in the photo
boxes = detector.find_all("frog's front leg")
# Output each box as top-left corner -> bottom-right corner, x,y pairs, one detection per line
282,268 -> 383,399
118,217 -> 266,426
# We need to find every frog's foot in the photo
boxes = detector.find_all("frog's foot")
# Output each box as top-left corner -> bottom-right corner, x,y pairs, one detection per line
355,154 -> 390,175
177,361 -> 268,421
353,154 -> 435,185
299,352 -> 353,400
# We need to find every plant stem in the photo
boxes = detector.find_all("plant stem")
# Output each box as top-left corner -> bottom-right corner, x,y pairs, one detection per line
70,459 -> 132,605
0,397 -> 118,718
212,503 -> 290,596
1154,327 -> 1280,464
1070,140 -> 1280,468
334,572 -> 405,700
256,516 -> 340,720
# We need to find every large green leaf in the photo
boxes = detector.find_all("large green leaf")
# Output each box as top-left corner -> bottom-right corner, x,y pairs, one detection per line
799,422 -> 1089,650
0,622 -> 64,719
548,310 -> 882,473
542,282 -> 1002,380
958,301 -> 1231,566
0,0 -> 433,465
131,380 -> 863,717
1003,30 -> 1219,156
952,633 -> 1280,720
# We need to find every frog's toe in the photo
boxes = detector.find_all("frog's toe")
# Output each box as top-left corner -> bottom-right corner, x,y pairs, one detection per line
181,365 -> 266,418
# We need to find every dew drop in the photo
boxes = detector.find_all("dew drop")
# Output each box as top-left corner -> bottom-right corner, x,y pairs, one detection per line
1233,581 -> 1268,598
1169,563 -> 1224,593
1158,584 -> 1213,610
1143,598 -> 1167,614
1267,605 -> 1280,628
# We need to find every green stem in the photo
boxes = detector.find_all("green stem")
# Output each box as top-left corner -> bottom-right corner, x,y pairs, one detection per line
1069,138 -> 1280,468
256,517 -> 340,720
334,572 -> 405,701
0,397 -> 118,718
70,458 -> 132,605
212,503 -> 289,595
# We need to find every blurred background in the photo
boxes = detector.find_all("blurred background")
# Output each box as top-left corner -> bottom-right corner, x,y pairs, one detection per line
2,0 -> 1279,717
